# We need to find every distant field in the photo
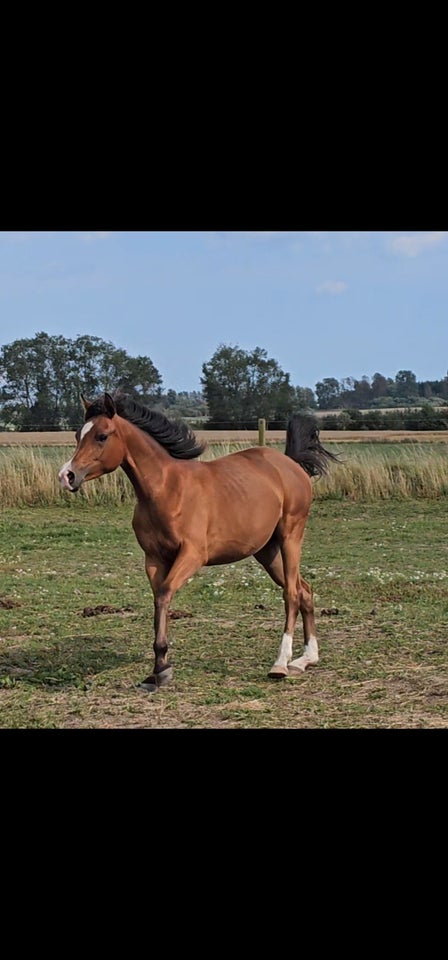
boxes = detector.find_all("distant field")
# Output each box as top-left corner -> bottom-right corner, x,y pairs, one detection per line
1,429 -> 448,445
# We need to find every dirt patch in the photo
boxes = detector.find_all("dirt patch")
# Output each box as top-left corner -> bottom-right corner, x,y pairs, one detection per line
80,604 -> 193,619
0,598 -> 21,609
81,604 -> 135,617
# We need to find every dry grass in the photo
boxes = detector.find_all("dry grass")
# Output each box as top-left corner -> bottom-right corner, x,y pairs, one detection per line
1,440 -> 448,507
315,443 -> 448,500
0,447 -> 133,507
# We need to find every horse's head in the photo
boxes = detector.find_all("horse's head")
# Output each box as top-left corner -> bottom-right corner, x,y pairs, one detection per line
59,392 -> 126,493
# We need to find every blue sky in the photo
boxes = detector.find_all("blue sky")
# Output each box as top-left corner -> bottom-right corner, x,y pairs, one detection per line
1,230 -> 447,393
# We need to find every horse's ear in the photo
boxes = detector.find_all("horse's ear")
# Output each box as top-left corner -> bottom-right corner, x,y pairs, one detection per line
104,392 -> 116,418
80,393 -> 92,411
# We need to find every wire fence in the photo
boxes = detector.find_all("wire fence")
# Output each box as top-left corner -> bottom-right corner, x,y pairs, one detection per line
0,418 -> 285,432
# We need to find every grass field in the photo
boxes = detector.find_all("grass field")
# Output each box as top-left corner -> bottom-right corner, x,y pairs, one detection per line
1,497 -> 447,728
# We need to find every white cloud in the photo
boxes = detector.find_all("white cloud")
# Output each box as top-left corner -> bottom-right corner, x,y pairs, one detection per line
3,232 -> 45,243
231,231 -> 294,238
316,280 -> 348,295
389,232 -> 448,257
80,231 -> 112,243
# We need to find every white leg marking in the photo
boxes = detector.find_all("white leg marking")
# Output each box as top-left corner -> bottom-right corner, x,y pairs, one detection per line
272,633 -> 293,669
289,636 -> 319,672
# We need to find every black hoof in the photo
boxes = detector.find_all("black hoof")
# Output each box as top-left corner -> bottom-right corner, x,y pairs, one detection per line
139,666 -> 173,693
156,666 -> 173,687
139,680 -> 159,694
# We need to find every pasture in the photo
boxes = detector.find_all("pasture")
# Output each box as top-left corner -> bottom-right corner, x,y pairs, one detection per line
1,476 -> 448,726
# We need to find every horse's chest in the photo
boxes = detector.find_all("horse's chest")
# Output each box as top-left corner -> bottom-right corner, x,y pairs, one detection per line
132,509 -> 179,561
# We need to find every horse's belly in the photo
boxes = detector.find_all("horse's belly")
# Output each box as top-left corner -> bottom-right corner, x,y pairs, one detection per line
205,528 -> 277,565
205,492 -> 281,565
205,548 -> 260,566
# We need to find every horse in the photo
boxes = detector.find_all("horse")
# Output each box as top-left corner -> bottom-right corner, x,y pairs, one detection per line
59,392 -> 338,692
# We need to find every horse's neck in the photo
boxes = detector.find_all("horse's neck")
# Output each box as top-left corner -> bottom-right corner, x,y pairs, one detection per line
119,420 -> 171,502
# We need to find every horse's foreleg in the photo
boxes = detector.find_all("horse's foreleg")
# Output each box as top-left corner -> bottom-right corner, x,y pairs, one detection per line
140,548 -> 203,693
140,559 -> 169,692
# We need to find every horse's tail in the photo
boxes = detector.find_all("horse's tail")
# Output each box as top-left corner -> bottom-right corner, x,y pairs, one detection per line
285,413 -> 339,478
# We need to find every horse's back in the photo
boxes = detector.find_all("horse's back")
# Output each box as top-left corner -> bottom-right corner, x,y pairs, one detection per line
203,444 -> 312,509
209,444 -> 311,483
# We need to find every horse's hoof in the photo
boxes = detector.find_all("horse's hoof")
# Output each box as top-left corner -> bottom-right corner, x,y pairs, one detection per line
139,679 -> 159,694
287,664 -> 306,677
139,666 -> 173,693
268,665 -> 288,679
156,666 -> 173,687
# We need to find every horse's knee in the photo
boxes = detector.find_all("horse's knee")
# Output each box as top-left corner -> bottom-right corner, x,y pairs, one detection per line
155,587 -> 171,609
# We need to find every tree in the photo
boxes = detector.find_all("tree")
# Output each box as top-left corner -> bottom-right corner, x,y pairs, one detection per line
315,378 -> 341,410
394,370 -> 418,398
371,372 -> 389,400
0,332 -> 162,430
201,344 -> 295,426
158,390 -> 208,420
293,385 -> 317,409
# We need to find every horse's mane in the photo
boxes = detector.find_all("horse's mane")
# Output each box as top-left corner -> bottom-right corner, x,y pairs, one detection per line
85,393 -> 206,460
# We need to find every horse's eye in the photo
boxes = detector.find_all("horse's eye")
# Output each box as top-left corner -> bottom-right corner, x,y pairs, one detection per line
97,433 -> 108,443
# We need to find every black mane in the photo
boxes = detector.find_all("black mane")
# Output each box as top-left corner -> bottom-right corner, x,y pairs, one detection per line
85,393 -> 206,460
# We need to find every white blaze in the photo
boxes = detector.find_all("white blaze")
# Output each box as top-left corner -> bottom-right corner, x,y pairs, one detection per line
80,421 -> 94,439
58,458 -> 74,489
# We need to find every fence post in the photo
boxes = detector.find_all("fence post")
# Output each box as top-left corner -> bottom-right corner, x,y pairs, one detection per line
258,418 -> 266,446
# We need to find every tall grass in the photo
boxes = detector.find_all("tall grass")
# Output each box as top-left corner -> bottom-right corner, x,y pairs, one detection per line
1,442 -> 448,507
315,443 -> 448,500
0,448 -> 135,507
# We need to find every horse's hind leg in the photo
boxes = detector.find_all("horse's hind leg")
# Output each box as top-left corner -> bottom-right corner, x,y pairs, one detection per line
255,539 -> 319,679
288,577 -> 319,676
255,540 -> 291,677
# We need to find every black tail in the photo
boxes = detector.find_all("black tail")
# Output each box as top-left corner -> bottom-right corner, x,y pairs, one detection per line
285,413 -> 339,478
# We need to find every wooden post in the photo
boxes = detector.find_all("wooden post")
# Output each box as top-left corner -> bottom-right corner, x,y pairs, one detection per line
258,418 -> 266,446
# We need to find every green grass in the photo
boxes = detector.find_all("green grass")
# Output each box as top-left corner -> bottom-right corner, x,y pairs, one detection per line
1,498 -> 448,727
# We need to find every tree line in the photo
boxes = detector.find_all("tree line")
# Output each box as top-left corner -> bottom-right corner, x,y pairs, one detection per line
315,370 -> 448,410
0,333 -> 447,430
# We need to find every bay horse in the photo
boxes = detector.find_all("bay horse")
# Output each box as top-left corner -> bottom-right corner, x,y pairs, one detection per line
59,393 -> 337,692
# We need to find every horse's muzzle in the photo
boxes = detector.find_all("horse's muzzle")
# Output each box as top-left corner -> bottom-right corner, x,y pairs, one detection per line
59,468 -> 78,492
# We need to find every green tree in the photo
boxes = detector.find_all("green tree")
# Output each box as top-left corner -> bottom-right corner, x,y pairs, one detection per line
315,378 -> 341,410
293,385 -> 317,409
394,370 -> 418,399
0,332 -> 162,430
201,344 -> 295,426
371,372 -> 389,400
